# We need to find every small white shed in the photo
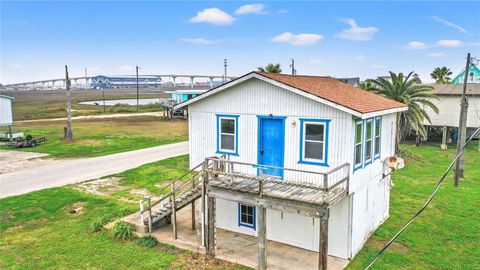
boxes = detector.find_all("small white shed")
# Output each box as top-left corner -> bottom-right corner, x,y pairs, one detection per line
0,94 -> 15,140
0,94 -> 14,126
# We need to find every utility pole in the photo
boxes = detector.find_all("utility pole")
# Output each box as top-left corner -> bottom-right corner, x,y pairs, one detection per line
65,65 -> 73,140
223,59 -> 227,83
454,52 -> 471,186
136,66 -> 139,111
84,68 -> 88,89
290,59 -> 296,75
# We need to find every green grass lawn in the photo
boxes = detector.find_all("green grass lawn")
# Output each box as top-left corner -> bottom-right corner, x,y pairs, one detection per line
347,143 -> 480,269
1,144 -> 478,269
0,156 -> 246,270
1,88 -> 169,120
0,116 -> 188,158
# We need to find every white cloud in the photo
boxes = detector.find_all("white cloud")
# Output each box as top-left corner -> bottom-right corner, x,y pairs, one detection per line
235,4 -> 267,15
336,18 -> 378,41
355,54 -> 366,61
437,39 -> 462,47
118,65 -> 135,73
370,64 -> 387,69
309,58 -> 324,64
271,32 -> 323,46
427,52 -> 447,58
189,8 -> 234,25
277,9 -> 288,14
181,38 -> 216,45
9,63 -> 27,70
431,16 -> 473,36
406,41 -> 428,50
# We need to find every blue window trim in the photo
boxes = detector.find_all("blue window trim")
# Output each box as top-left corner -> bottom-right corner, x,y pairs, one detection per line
364,118 -> 374,167
216,114 -> 239,156
238,203 -> 256,230
256,115 -> 287,178
353,119 -> 363,173
374,116 -> 382,161
298,118 -> 330,167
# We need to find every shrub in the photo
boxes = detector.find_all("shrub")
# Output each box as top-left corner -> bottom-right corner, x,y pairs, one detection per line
136,234 -> 158,248
89,216 -> 109,233
111,221 -> 135,240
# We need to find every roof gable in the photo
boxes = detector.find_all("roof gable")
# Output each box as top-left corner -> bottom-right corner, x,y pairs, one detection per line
175,71 -> 407,118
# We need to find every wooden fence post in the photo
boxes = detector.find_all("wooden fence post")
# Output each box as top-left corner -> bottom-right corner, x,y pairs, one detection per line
258,205 -> 267,270
318,209 -> 329,270
171,183 -> 177,239
206,196 -> 216,256
191,178 -> 196,231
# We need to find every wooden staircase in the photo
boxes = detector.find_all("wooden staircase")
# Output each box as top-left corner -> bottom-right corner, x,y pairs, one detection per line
123,162 -> 205,233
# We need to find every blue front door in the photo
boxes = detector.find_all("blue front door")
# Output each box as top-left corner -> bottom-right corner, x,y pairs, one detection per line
258,118 -> 285,177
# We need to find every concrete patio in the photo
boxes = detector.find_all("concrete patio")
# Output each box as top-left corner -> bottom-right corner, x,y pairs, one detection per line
149,199 -> 350,270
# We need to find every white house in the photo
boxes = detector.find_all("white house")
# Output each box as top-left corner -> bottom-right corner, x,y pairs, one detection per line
174,71 -> 407,268
422,84 -> 480,143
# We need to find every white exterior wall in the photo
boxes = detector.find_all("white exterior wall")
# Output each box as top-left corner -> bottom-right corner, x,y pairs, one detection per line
188,78 -> 397,259
0,97 -> 13,126
423,95 -> 480,128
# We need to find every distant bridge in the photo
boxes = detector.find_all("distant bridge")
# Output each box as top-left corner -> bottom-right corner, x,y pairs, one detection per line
2,74 -> 237,90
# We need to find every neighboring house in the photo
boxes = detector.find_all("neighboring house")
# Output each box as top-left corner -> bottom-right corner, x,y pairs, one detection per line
422,84 -> 480,141
171,89 -> 207,103
176,71 -> 407,263
336,77 -> 360,87
452,65 -> 480,84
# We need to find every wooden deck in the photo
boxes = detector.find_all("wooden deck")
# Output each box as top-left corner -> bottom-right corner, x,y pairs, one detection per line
208,175 -> 348,206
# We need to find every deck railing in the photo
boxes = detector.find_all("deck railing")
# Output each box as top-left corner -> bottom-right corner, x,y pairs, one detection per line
204,157 -> 350,192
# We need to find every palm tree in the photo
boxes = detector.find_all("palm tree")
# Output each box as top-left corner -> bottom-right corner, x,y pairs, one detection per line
367,71 -> 439,153
258,63 -> 282,73
430,67 -> 452,84
358,80 -> 376,91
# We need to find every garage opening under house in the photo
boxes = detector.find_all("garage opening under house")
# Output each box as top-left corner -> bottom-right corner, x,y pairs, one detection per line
123,71 -> 408,270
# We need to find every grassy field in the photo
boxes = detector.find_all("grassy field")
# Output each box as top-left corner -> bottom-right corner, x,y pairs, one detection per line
347,143 -> 480,269
0,155 -> 247,270
1,144 -> 478,269
0,116 -> 188,158
0,88 -> 169,120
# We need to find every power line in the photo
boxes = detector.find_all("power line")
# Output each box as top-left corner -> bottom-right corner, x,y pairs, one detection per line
364,125 -> 480,270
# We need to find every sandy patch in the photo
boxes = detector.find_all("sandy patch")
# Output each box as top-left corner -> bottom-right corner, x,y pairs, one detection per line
74,177 -> 125,196
65,202 -> 85,216
368,239 -> 409,254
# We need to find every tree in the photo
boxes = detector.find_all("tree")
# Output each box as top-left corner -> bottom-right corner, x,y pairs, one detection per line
358,80 -> 376,91
258,63 -> 282,73
367,71 -> 439,153
430,66 -> 452,84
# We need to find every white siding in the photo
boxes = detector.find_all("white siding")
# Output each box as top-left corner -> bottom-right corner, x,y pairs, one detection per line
423,95 -> 480,128
188,78 -> 353,180
0,97 -> 13,126
188,78 -> 397,259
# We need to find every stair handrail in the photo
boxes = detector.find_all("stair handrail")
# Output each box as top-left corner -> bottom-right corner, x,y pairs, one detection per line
156,162 -> 204,194
146,162 -> 205,211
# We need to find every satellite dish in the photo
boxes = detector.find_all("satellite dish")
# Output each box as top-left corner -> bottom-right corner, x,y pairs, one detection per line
384,156 -> 405,171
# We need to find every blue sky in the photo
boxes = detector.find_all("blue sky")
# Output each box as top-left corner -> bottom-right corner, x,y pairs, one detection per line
1,1 -> 479,84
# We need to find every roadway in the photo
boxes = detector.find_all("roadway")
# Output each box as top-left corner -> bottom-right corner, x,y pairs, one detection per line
0,141 -> 189,198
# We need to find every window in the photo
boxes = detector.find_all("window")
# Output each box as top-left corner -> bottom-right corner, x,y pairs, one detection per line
365,119 -> 373,165
216,114 -> 239,156
354,120 -> 363,170
299,119 -> 330,166
238,203 -> 255,229
374,117 -> 381,159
